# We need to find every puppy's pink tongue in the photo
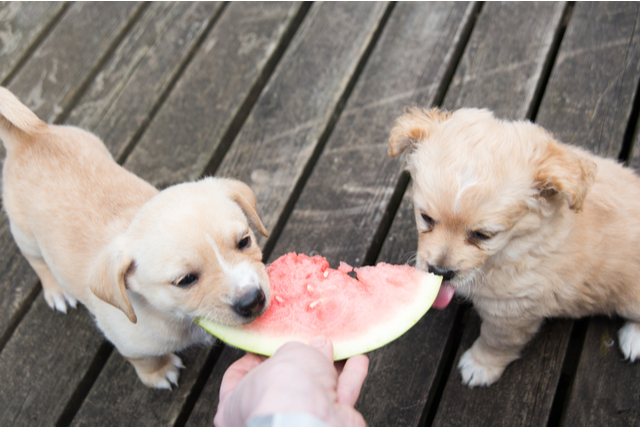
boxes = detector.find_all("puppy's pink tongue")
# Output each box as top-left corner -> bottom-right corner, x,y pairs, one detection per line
432,284 -> 455,309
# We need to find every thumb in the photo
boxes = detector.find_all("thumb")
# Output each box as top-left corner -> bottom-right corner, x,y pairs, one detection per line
308,336 -> 334,361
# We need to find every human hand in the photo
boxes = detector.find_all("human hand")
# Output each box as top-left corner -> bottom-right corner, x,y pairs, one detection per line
214,337 -> 370,427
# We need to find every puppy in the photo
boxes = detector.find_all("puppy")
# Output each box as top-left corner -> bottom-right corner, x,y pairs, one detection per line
0,87 -> 271,389
389,107 -> 640,387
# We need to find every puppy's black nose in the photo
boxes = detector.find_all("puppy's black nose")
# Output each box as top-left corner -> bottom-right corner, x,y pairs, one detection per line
233,288 -> 266,318
428,265 -> 456,281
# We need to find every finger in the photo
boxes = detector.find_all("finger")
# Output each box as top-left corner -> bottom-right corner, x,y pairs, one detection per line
308,336 -> 334,362
218,352 -> 263,402
337,354 -> 369,406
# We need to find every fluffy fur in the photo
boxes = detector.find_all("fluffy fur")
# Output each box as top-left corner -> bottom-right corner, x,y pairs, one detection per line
389,107 -> 640,386
0,87 -> 271,389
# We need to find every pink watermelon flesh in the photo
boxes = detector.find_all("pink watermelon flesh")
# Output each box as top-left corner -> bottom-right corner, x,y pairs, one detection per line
196,252 -> 442,360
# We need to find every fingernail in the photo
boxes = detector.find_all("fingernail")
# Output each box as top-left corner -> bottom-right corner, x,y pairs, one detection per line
309,336 -> 326,348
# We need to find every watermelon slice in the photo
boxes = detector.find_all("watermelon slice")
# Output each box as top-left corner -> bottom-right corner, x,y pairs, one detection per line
196,253 -> 442,360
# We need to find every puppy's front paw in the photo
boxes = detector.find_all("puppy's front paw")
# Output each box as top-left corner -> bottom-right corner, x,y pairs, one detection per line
43,288 -> 78,314
129,353 -> 185,389
618,322 -> 640,361
458,349 -> 505,387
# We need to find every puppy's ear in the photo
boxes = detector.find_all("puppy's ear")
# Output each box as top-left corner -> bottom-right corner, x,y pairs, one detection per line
535,138 -> 597,211
90,237 -> 137,323
388,107 -> 451,157
223,179 -> 269,237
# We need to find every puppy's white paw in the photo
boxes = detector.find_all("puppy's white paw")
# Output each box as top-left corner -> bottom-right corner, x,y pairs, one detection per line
44,289 -> 78,314
618,322 -> 640,361
458,349 -> 504,387
134,354 -> 184,390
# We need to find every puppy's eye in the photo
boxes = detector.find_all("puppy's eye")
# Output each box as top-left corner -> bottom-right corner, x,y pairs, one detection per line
421,213 -> 435,230
238,235 -> 251,250
175,273 -> 198,287
470,230 -> 493,241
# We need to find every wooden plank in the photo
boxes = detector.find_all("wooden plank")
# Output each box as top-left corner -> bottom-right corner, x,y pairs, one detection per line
70,3 -> 314,424
67,1 -> 225,160
0,2 -> 67,84
536,2 -> 640,159
0,1 -> 144,349
70,347 -> 211,427
268,1 -> 476,267
435,2 -> 640,426
210,1 -> 390,247
562,317 -> 640,425
122,1 -> 309,188
0,299 -> 103,426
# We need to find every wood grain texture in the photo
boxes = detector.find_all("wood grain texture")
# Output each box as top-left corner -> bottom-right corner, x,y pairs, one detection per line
434,314 -> 572,427
71,346 -> 211,427
122,1 -> 307,188
444,1 -> 566,119
0,299 -> 103,426
185,346 -> 246,427
0,1 -> 66,84
562,317 -> 640,426
268,2 -> 476,267
537,2 -> 640,158
214,1 -> 390,247
67,1 -> 224,160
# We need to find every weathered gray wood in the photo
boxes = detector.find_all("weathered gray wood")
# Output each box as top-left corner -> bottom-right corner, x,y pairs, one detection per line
185,346 -> 245,427
0,2 -> 67,84
71,347 -> 211,427
211,1 -> 390,247
536,2 -> 640,158
122,1 -> 308,189
0,1 -> 145,348
434,314 -> 572,427
562,317 -> 640,426
0,299 -> 103,426
268,1 -> 477,267
67,1 -> 224,160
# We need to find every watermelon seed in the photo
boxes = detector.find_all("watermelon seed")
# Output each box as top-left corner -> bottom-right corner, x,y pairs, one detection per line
323,270 -> 329,278
275,296 -> 284,303
307,284 -> 314,292
309,299 -> 323,308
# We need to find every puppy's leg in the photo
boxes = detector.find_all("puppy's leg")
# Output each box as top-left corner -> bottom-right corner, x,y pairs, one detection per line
618,321 -> 640,361
26,255 -> 78,313
458,316 -> 542,387
126,354 -> 185,389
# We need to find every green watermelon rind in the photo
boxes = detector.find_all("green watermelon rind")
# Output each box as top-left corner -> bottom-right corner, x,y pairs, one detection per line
195,272 -> 442,360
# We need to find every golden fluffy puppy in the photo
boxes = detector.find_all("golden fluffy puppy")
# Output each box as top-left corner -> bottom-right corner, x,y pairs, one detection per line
389,107 -> 640,387
0,87 -> 271,389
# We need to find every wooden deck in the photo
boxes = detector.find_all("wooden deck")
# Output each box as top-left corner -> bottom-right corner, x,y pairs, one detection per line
1,2 -> 639,426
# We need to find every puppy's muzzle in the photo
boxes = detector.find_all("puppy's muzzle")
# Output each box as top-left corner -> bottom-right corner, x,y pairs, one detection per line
233,288 -> 266,319
428,264 -> 456,281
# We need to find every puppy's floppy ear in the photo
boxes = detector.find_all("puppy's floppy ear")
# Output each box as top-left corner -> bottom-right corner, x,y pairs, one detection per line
90,236 -> 137,323
222,179 -> 269,237
388,107 -> 451,157
535,137 -> 597,211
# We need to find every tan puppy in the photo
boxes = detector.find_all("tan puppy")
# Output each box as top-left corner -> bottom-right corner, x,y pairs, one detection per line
389,107 -> 640,387
0,87 -> 271,389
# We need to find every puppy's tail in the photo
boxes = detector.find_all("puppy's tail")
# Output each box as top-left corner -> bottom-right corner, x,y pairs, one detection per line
0,86 -> 48,152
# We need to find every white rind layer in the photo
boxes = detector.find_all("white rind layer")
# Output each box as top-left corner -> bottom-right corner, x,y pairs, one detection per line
196,272 -> 442,360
